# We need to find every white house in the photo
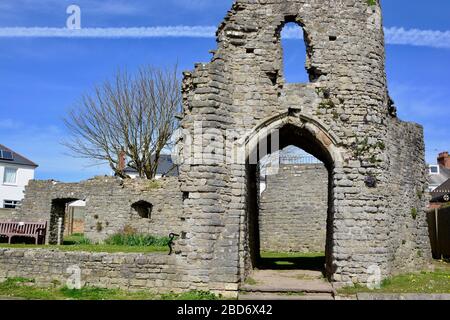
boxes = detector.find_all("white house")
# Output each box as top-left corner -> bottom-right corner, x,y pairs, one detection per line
122,154 -> 179,180
0,144 -> 38,209
428,152 -> 450,192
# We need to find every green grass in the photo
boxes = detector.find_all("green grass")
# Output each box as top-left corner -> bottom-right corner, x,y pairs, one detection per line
260,252 -> 325,259
258,251 -> 326,271
0,244 -> 168,254
0,278 -> 220,300
339,261 -> 450,295
146,180 -> 161,190
0,233 -> 169,254
63,234 -> 91,245
104,233 -> 170,247
245,277 -> 258,285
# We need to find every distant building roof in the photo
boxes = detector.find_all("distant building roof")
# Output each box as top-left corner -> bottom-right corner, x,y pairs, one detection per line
124,154 -> 178,177
0,144 -> 38,168
429,165 -> 450,187
431,178 -> 450,202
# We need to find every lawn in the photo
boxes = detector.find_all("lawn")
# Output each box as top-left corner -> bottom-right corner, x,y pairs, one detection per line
0,278 -> 219,300
258,251 -> 325,271
0,243 -> 168,254
339,260 -> 450,295
0,233 -> 169,254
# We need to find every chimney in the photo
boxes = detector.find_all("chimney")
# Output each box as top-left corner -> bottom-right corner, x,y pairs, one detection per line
437,151 -> 450,169
118,150 -> 126,172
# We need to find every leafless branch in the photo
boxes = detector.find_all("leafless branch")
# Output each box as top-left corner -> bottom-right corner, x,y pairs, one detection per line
62,65 -> 181,179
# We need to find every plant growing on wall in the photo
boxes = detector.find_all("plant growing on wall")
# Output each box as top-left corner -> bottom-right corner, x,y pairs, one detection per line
411,208 -> 418,220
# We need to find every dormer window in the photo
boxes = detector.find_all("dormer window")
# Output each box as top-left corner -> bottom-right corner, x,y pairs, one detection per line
0,150 -> 14,161
429,165 -> 440,175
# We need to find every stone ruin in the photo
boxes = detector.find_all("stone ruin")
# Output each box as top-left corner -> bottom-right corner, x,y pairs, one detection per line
173,0 -> 431,291
7,0 -> 432,295
259,163 -> 328,253
14,177 -> 184,244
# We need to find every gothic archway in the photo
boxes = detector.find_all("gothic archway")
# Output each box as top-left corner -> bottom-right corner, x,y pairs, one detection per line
240,113 -> 343,281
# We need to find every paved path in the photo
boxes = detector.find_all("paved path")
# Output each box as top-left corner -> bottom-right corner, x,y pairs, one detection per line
239,269 -> 335,300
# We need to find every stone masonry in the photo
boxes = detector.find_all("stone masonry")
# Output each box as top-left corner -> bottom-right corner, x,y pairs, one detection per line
13,177 -> 183,244
173,0 -> 432,293
259,164 -> 328,253
1,0 -> 433,297
0,248 -> 187,293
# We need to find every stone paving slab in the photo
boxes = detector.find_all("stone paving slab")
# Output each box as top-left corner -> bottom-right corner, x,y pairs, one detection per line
241,270 -> 334,294
357,293 -> 450,300
239,293 -> 334,300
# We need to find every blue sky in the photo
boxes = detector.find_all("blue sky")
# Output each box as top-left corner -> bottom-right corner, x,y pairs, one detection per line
0,0 -> 449,181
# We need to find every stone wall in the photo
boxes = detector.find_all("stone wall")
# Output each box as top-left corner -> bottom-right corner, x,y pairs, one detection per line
259,164 -> 328,252
0,208 -> 13,220
174,0 -> 432,290
2,0 -> 433,295
0,248 -> 188,293
384,119 -> 432,275
14,177 -> 184,244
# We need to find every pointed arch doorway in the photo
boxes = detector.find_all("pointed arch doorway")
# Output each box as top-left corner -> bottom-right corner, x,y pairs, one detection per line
241,114 -> 341,287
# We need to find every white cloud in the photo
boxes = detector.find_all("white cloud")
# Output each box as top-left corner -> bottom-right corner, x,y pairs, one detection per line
0,119 -> 23,129
0,25 -> 449,50
384,27 -> 450,49
282,25 -> 450,49
0,26 -> 216,38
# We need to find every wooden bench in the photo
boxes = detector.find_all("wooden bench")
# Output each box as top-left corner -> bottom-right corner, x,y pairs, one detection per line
0,221 -> 47,245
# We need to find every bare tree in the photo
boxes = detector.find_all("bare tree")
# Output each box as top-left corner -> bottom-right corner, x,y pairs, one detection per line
63,65 -> 181,179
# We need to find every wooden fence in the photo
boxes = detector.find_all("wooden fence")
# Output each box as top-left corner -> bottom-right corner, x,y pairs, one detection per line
427,207 -> 450,259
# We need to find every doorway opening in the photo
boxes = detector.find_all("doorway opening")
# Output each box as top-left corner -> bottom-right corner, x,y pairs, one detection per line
245,123 -> 335,281
50,198 -> 80,244
64,200 -> 86,237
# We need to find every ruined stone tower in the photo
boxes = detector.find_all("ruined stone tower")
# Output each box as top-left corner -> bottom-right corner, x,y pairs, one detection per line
174,0 -> 431,293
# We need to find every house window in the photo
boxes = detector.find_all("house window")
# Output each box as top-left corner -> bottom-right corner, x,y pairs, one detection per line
3,167 -> 17,184
429,165 -> 440,175
3,200 -> 20,209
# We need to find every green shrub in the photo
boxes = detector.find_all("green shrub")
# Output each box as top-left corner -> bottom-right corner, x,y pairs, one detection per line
411,208 -> 418,220
146,180 -> 161,190
161,290 -> 219,300
64,234 -> 91,245
104,233 -> 170,247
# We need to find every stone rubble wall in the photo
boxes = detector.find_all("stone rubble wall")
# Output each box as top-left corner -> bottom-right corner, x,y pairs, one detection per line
0,249 -> 188,293
176,0 -> 432,290
1,0 -> 433,295
13,177 -> 184,244
259,164 -> 328,253
0,208 -> 13,220
384,119 -> 432,274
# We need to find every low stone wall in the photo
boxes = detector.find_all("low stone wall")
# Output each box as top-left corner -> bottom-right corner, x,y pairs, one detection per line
14,177 -> 184,244
259,164 -> 328,253
0,248 -> 188,292
0,208 -> 13,220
